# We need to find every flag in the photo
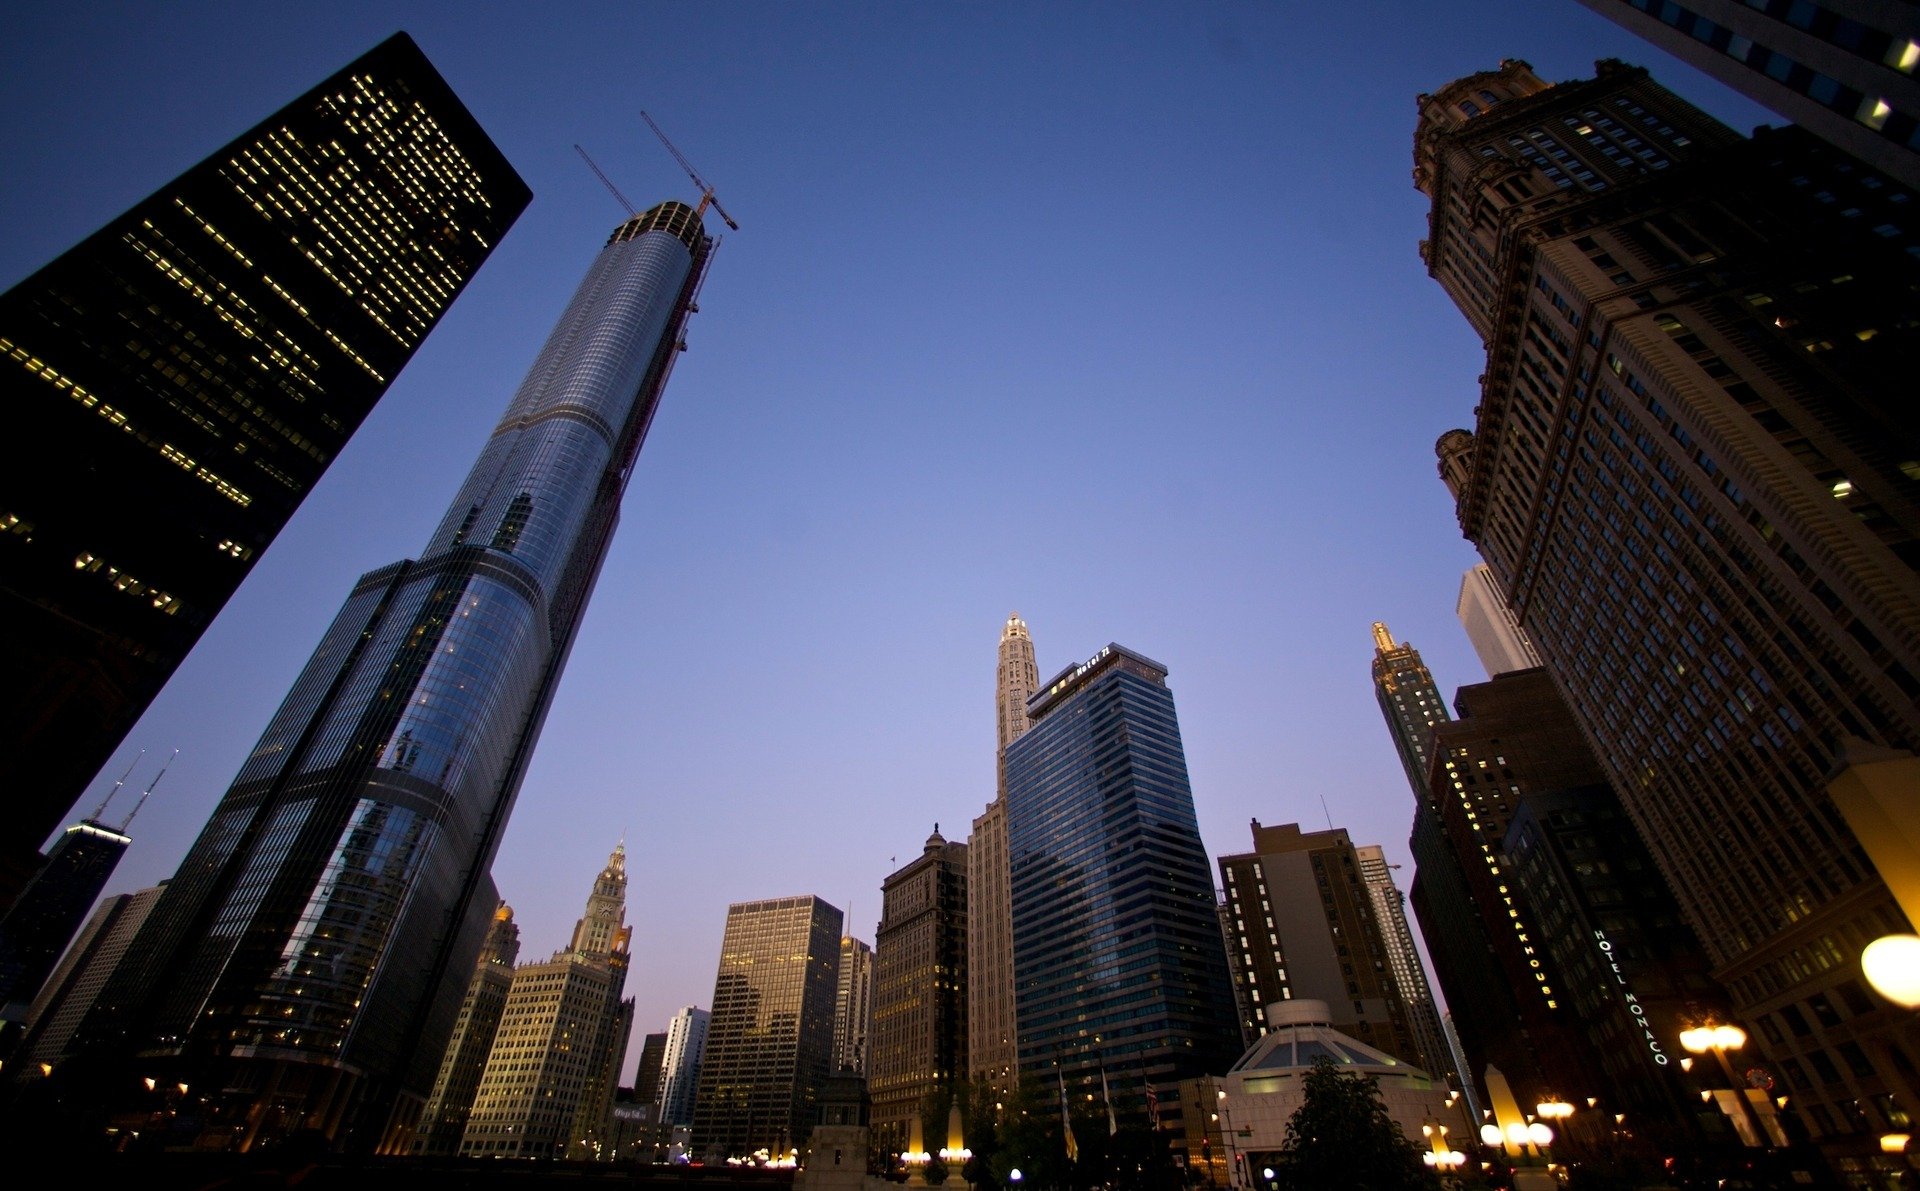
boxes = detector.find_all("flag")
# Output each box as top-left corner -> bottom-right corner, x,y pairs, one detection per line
1145,1082 -> 1160,1130
1058,1068 -> 1079,1163
1101,1067 -> 1117,1136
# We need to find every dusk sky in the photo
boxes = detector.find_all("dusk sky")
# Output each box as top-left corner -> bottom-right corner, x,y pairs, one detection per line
3,1 -> 1775,1082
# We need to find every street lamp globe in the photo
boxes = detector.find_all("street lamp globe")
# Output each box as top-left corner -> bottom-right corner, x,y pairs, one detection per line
1863,935 -> 1920,1008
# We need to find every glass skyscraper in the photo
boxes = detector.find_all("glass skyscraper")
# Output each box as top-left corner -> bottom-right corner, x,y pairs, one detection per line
0,34 -> 529,900
67,198 -> 716,1152
1004,643 -> 1239,1123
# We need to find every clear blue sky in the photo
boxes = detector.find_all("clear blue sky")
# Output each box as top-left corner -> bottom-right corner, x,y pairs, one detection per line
2,1 -> 1774,1082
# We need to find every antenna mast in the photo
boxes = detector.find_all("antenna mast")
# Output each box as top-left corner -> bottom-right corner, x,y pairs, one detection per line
119,748 -> 178,832
90,750 -> 144,821
639,111 -> 740,231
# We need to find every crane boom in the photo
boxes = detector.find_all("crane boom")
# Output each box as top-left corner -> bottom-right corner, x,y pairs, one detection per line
639,111 -> 740,231
574,144 -> 637,217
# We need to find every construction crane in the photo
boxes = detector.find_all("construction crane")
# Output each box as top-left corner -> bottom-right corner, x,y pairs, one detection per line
640,110 -> 739,231
574,144 -> 636,217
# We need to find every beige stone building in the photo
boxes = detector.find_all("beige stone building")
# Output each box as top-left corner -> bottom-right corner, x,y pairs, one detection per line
966,612 -> 1035,1092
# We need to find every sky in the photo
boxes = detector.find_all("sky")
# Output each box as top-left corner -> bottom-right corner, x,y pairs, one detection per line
0,1 -> 1777,1084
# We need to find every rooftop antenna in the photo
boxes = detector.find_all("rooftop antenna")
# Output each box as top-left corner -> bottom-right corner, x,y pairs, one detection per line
118,748 -> 178,832
1319,794 -> 1335,831
574,144 -> 637,217
90,750 -> 144,821
640,111 -> 740,230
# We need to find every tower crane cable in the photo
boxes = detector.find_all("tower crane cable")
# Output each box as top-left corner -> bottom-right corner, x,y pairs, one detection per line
573,144 -> 637,217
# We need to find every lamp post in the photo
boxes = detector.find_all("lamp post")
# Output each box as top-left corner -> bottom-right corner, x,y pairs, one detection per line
1216,1089 -> 1240,1191
1680,1023 -> 1769,1150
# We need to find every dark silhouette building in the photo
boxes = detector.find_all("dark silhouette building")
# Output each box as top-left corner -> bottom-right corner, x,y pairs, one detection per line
870,827 -> 967,1152
1416,57 -> 1920,1174
1004,643 -> 1240,1129
1574,0 -> 1920,191
0,33 -> 529,904
60,194 -> 716,1152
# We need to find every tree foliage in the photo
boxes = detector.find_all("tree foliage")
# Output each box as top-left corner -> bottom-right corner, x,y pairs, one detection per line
1272,1058 -> 1442,1191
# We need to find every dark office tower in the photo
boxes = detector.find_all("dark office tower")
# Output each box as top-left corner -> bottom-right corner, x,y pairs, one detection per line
1417,57 -> 1920,1164
635,1032 -> 669,1107
692,896 -> 843,1161
1428,668 -> 1712,1137
7,883 -> 165,1086
1004,644 -> 1240,1125
968,612 -> 1034,1090
871,827 -> 968,1152
0,34 -> 530,900
1217,822 -> 1433,1074
1573,1 -> 1920,190
415,901 -> 520,1157
0,818 -> 132,1024
71,195 -> 716,1151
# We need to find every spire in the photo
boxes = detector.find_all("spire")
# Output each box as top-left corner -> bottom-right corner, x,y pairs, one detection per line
1372,621 -> 1397,653
118,749 -> 178,831
90,750 -> 144,821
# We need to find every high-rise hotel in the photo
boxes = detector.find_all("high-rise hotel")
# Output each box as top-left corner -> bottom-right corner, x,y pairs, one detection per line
1417,57 -> 1920,1170
61,188 -> 719,1149
0,34 -> 529,900
1004,643 -> 1239,1122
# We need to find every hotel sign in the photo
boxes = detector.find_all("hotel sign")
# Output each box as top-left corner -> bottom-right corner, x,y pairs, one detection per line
1595,929 -> 1668,1066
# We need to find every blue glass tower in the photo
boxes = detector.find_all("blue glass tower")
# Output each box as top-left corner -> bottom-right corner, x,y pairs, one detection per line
1004,644 -> 1239,1122
69,201 -> 715,1151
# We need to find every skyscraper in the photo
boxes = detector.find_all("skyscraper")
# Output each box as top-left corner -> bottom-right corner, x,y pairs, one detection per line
1417,57 -> 1920,1165
658,1005 -> 711,1127
1217,822 -> 1432,1073
460,844 -> 632,1160
5,883 -> 166,1088
68,193 -> 717,1151
692,896 -> 843,1161
415,901 -> 520,1157
968,612 -> 1035,1091
1004,643 -> 1240,1123
1455,564 -> 1542,678
1369,622 -> 1451,796
0,819 -> 133,1025
634,1031 -> 670,1108
871,828 -> 968,1152
1573,0 -> 1920,190
833,936 -> 874,1076
0,33 -> 529,900
1353,844 -> 1457,1091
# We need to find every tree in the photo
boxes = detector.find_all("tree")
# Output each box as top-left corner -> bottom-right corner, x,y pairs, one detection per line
1271,1058 -> 1442,1191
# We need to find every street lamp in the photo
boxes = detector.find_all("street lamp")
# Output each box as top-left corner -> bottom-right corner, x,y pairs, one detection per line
1863,935 -> 1920,1008
1680,1022 -> 1769,1148
1216,1089 -> 1241,1190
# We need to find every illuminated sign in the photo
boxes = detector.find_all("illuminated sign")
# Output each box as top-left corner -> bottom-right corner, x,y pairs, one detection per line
1594,929 -> 1668,1065
1043,645 -> 1114,700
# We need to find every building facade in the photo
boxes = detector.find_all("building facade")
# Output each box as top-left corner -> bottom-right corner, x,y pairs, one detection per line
5,883 -> 166,1087
0,34 -> 529,900
1354,843 -> 1457,1090
692,896 -> 843,1161
67,195 -> 715,1150
634,1031 -> 669,1108
459,845 -> 632,1160
1574,0 -> 1920,191
659,1005 -> 710,1127
1417,57 -> 1920,1167
0,818 -> 133,1024
414,902 -> 520,1156
967,612 -> 1035,1092
833,936 -> 874,1076
870,828 -> 968,1152
1456,563 -> 1543,677
1217,823 -> 1432,1072
1004,643 -> 1240,1126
